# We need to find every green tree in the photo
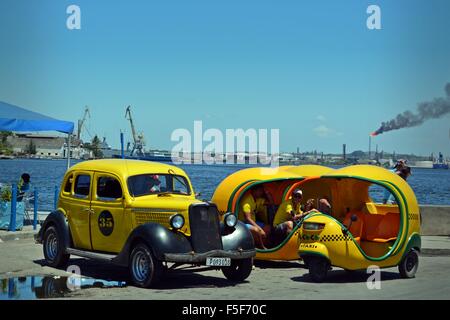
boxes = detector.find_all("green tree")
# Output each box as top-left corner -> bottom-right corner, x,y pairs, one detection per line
88,135 -> 103,158
0,131 -> 13,155
0,131 -> 12,143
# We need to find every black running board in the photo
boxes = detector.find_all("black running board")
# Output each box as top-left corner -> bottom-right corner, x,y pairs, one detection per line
66,248 -> 117,262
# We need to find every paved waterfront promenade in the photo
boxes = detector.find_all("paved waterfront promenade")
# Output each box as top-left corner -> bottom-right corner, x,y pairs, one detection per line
0,234 -> 449,299
1,205 -> 450,299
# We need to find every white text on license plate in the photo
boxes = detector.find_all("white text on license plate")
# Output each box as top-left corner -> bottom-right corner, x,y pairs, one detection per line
206,257 -> 231,266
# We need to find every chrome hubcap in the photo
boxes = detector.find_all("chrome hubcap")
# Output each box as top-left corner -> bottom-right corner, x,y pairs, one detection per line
45,233 -> 58,260
132,251 -> 150,282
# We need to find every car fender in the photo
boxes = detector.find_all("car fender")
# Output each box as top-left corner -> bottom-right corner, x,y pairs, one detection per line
36,210 -> 72,249
113,222 -> 193,266
298,242 -> 330,262
221,221 -> 255,251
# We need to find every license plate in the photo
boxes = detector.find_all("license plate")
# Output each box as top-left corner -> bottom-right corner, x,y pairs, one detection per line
206,257 -> 231,267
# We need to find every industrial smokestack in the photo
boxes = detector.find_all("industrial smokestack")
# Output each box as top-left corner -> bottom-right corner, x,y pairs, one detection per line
371,83 -> 450,136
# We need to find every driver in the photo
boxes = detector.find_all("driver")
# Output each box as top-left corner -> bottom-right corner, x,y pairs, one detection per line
239,185 -> 270,249
273,188 -> 306,236
149,175 -> 161,193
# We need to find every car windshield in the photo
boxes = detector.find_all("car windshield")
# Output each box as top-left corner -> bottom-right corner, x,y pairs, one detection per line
127,174 -> 191,197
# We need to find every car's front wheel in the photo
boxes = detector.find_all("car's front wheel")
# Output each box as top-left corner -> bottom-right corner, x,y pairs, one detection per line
43,226 -> 70,268
304,256 -> 330,282
222,258 -> 253,282
129,242 -> 163,288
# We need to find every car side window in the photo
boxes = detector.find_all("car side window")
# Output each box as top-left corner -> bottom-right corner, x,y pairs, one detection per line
64,174 -> 73,193
173,177 -> 189,194
74,175 -> 91,197
97,176 -> 122,200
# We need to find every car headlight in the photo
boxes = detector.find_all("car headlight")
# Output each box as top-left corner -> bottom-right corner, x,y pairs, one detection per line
302,222 -> 325,231
224,212 -> 237,228
170,214 -> 185,230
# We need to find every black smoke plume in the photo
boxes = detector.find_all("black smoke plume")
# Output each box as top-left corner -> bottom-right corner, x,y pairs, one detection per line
371,83 -> 450,136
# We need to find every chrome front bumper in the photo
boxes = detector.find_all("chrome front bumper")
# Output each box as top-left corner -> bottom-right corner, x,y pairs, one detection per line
163,249 -> 256,263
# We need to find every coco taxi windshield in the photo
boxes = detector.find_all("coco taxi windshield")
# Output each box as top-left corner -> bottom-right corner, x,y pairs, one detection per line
127,173 -> 191,197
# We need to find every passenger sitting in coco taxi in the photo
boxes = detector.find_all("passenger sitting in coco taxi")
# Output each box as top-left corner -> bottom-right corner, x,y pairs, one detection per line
317,197 -> 332,215
238,185 -> 273,249
273,189 -> 313,236
304,198 -> 317,213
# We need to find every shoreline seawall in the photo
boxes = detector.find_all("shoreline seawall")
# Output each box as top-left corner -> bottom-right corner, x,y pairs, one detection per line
3,206 -> 450,237
420,205 -> 450,236
28,205 -> 450,236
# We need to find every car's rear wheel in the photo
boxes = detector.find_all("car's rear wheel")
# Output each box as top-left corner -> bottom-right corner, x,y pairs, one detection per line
129,243 -> 163,288
399,249 -> 419,278
43,226 -> 70,268
222,258 -> 253,282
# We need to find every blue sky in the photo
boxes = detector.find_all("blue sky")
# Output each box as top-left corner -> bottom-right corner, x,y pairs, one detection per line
0,0 -> 449,155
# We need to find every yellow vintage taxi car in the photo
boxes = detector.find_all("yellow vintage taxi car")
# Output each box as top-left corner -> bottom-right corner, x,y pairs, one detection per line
35,159 -> 255,287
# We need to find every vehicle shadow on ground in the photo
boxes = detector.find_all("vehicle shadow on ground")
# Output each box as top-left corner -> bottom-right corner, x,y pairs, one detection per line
254,260 -> 307,270
157,270 -> 244,290
291,269 -> 401,284
33,258 -> 245,290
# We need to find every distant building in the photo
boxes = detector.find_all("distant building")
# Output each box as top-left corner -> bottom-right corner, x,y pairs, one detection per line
97,137 -> 114,158
7,133 -> 87,159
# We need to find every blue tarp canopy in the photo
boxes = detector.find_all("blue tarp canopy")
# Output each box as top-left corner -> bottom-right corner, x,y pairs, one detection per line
0,101 -> 74,134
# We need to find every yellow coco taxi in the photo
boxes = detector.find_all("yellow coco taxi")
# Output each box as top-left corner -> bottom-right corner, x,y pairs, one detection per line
211,165 -> 334,261
297,165 -> 421,282
35,159 -> 255,288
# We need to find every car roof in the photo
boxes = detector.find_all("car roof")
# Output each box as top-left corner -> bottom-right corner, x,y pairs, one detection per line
68,159 -> 188,178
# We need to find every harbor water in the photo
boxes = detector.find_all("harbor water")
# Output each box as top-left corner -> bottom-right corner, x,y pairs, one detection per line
0,159 -> 449,211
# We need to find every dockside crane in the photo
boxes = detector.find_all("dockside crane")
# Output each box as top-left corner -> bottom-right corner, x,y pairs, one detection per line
125,106 -> 146,157
77,106 -> 91,141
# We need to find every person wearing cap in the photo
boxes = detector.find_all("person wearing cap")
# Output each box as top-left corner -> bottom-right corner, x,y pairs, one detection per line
383,161 -> 412,204
273,188 -> 306,236
394,159 -> 407,170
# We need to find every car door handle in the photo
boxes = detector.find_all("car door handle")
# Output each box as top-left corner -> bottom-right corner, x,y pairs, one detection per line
82,208 -> 94,213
